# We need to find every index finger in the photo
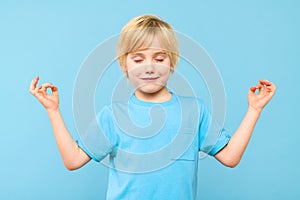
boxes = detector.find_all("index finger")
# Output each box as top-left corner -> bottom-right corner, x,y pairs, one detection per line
260,79 -> 276,93
29,76 -> 39,92
259,79 -> 271,86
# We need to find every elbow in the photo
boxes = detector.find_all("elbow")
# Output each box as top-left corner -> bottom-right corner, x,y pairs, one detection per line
63,160 -> 81,171
222,158 -> 240,168
65,165 -> 79,171
61,149 -> 90,171
65,164 -> 78,171
215,151 -> 241,168
224,161 -> 239,168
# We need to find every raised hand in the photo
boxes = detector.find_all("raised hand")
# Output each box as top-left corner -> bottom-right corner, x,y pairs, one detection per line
29,76 -> 59,112
215,80 -> 276,167
248,80 -> 276,113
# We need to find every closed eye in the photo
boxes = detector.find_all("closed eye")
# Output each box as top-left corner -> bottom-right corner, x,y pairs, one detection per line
155,58 -> 164,62
154,55 -> 166,63
133,59 -> 143,63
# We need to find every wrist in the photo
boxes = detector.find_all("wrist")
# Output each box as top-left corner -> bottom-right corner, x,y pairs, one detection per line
247,106 -> 262,117
47,108 -> 61,118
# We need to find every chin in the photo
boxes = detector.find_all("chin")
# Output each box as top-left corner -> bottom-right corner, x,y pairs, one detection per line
138,85 -> 164,94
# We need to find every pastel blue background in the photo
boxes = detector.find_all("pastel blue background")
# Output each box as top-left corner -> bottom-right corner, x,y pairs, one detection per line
1,0 -> 299,199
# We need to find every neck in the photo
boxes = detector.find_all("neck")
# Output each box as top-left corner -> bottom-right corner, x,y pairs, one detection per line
134,87 -> 172,103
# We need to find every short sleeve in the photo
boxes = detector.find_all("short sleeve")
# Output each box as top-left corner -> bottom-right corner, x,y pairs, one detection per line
76,106 -> 118,162
198,101 -> 231,156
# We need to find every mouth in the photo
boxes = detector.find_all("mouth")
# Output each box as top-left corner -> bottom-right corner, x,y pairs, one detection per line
141,77 -> 159,81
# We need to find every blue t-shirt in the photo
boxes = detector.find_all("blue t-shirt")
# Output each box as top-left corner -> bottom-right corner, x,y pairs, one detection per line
77,93 -> 231,200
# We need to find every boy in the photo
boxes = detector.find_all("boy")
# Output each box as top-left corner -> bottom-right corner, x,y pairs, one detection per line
29,15 -> 276,199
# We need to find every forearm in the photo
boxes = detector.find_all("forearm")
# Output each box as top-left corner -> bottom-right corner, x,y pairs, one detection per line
215,108 -> 261,167
29,77 -> 91,170
47,109 -> 89,170
215,80 -> 275,167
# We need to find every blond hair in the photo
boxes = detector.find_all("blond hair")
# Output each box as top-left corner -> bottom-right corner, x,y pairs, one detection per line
117,14 -> 179,69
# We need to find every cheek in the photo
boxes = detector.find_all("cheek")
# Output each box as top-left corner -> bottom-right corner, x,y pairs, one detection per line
125,60 -> 140,76
157,58 -> 172,74
127,70 -> 137,81
156,64 -> 171,75
127,65 -> 144,78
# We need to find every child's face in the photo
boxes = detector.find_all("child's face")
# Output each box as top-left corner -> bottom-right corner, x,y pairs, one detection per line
123,37 -> 174,98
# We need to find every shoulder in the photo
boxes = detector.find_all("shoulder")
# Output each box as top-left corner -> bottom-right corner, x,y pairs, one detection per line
96,100 -> 131,124
97,100 -> 128,115
175,94 -> 208,111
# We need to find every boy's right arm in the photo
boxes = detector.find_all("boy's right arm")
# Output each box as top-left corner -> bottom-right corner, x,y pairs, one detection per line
30,77 -> 91,170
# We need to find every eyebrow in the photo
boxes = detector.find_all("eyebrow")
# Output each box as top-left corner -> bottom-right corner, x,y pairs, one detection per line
129,51 -> 167,57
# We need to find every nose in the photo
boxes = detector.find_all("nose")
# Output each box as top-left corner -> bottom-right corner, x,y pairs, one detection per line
145,60 -> 155,74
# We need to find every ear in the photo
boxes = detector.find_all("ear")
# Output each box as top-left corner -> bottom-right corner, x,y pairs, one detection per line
120,63 -> 129,78
119,61 -> 127,73
170,65 -> 175,73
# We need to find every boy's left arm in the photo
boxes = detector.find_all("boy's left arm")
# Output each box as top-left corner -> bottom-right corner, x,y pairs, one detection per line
214,80 -> 276,168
